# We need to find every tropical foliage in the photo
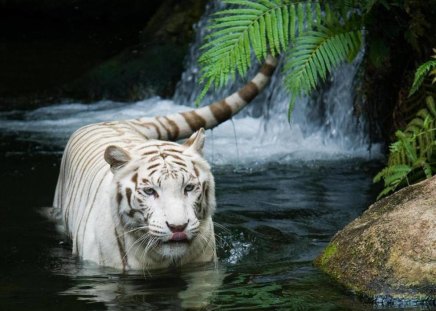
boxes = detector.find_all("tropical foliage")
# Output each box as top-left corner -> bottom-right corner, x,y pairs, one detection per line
197,0 -> 366,113
374,50 -> 436,199
197,0 -> 436,198
409,48 -> 436,96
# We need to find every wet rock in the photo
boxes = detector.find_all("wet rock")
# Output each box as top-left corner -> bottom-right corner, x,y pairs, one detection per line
141,0 -> 207,45
315,175 -> 436,302
62,43 -> 187,101
62,0 -> 208,102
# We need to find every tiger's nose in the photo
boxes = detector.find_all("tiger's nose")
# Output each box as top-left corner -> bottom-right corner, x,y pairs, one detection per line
166,221 -> 188,233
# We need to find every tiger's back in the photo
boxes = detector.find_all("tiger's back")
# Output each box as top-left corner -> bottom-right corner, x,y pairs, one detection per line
54,122 -> 139,264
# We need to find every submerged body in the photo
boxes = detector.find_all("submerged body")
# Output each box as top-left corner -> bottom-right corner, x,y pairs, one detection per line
55,125 -> 216,269
53,56 -> 277,270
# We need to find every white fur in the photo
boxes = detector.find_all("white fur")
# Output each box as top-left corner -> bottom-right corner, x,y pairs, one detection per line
53,126 -> 216,270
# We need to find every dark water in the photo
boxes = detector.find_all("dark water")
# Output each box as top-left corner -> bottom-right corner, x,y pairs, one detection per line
0,133 -> 427,311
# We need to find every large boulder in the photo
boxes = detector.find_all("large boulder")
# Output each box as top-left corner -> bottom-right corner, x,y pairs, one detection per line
315,175 -> 436,304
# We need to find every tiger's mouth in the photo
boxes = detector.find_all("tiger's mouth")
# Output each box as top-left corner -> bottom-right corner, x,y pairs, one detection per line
165,232 -> 190,244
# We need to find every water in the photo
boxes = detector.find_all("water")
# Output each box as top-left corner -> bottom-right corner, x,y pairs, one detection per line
0,2 -> 414,310
1,134 -> 387,310
2,81 -> 429,308
174,1 -> 377,159
0,106 -> 400,311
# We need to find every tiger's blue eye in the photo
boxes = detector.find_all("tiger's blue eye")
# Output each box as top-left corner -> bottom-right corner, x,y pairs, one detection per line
184,184 -> 195,193
143,188 -> 156,196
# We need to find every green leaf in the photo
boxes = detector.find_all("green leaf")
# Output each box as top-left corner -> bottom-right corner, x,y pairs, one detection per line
213,9 -> 261,16
375,94 -> 436,199
259,15 -> 267,58
282,5 -> 289,47
198,0 -> 333,101
223,0 -> 268,11
315,2 -> 322,27
383,168 -> 411,185
306,1 -> 312,30
288,97 -> 296,121
249,22 -> 262,60
325,3 -> 334,26
265,11 -> 276,54
409,59 -> 436,96
290,4 -> 296,42
284,26 -> 362,103
297,3 -> 305,34
276,7 -> 286,50
422,162 -> 433,178
195,78 -> 213,106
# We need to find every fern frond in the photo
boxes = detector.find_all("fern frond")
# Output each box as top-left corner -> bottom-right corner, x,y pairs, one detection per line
197,0 -> 323,104
283,25 -> 362,117
375,95 -> 436,199
409,50 -> 436,96
384,166 -> 411,186
373,164 -> 412,199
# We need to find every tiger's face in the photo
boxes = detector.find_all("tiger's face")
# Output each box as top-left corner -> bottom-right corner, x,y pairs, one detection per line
104,129 -> 216,261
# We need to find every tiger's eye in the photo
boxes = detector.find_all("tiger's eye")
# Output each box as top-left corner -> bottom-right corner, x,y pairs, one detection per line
143,188 -> 156,196
184,184 -> 195,193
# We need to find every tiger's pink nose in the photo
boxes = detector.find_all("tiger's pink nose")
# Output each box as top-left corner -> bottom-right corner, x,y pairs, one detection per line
166,221 -> 188,233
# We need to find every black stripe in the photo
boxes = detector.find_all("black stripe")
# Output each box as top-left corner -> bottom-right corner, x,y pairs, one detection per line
156,117 -> 172,140
131,173 -> 138,186
114,228 -> 128,270
149,169 -> 158,176
126,188 -> 132,207
172,161 -> 187,167
209,100 -> 233,123
238,81 -> 259,102
181,111 -> 207,131
147,163 -> 160,170
164,117 -> 180,140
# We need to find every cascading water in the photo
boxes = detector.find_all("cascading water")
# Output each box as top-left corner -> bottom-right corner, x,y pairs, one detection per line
174,1 -> 380,164
0,1 -> 380,165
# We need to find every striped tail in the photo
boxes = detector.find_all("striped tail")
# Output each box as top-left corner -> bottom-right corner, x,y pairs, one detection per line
127,55 -> 278,141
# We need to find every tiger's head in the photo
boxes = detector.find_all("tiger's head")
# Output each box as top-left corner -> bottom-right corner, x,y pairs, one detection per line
104,129 -> 216,263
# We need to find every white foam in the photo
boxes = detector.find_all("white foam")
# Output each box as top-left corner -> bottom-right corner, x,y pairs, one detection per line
0,97 -> 381,166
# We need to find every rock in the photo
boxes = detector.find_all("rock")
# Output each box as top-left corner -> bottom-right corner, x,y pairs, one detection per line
62,0 -> 208,102
142,0 -> 207,45
315,175 -> 436,303
62,43 -> 187,101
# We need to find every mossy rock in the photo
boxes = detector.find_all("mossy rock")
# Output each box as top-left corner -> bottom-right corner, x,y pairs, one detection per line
315,175 -> 436,304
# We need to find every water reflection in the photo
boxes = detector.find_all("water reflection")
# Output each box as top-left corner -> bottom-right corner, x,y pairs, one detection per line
57,264 -> 225,310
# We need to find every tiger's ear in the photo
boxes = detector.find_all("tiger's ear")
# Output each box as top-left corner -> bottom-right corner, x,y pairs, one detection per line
183,128 -> 205,155
104,145 -> 131,173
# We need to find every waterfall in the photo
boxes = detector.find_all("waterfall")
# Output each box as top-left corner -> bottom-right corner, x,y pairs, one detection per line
0,1 -> 381,165
174,1 -> 380,164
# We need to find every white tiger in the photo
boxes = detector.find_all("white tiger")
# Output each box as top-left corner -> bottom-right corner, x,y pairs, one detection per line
52,56 -> 277,270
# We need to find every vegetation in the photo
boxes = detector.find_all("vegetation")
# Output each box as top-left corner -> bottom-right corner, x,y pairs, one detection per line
374,51 -> 436,199
197,0 -> 436,198
197,0 -> 368,113
409,49 -> 436,96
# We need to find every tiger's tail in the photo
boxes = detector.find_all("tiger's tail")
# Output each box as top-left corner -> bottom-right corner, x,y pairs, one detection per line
127,55 -> 278,141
